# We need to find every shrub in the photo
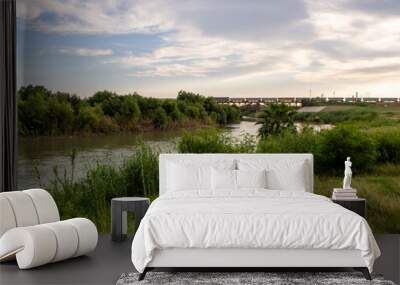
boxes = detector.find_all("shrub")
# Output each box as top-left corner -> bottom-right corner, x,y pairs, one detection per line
178,129 -> 256,153
178,129 -> 234,153
162,99 -> 182,122
257,128 -> 318,154
369,128 -> 400,164
317,126 -> 377,175
48,144 -> 160,233
78,105 -> 104,131
152,107 -> 170,129
257,126 -> 383,174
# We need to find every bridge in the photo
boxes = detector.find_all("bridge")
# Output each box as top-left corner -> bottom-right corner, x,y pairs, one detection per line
214,96 -> 400,106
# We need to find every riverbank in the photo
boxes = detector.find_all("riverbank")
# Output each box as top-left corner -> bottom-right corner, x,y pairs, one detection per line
18,119 -> 215,140
47,138 -> 400,234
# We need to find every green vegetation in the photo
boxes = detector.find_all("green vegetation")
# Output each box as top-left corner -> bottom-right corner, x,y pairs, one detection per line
294,107 -> 378,125
43,103 -> 399,234
315,164 -> 400,233
178,128 -> 256,153
179,125 -> 398,176
18,86 -> 241,136
47,126 -> 399,234
370,127 -> 400,164
48,144 -> 159,233
257,104 -> 296,138
294,104 -> 400,128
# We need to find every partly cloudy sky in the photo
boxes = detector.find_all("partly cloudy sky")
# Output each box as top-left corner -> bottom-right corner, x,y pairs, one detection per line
17,0 -> 400,98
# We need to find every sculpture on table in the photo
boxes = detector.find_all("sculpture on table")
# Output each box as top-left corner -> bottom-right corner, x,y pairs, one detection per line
343,157 -> 352,189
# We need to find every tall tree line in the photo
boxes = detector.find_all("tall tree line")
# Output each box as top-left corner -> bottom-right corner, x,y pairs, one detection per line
17,86 -> 241,136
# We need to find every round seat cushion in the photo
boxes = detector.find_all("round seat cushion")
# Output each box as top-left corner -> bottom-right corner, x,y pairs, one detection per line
64,218 -> 98,257
42,221 -> 79,262
0,218 -> 97,269
0,226 -> 57,269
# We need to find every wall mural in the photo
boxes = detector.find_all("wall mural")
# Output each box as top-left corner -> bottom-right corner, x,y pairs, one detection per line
16,0 -> 400,233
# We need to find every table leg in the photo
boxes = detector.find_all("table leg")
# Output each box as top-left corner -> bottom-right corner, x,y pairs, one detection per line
111,202 -> 124,242
122,210 -> 127,236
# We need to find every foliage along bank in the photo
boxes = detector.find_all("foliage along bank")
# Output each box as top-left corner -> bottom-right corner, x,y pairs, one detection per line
49,128 -> 400,233
18,86 -> 241,136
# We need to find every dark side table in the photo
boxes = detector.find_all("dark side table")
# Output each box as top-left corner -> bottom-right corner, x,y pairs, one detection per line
111,197 -> 150,242
332,198 -> 366,218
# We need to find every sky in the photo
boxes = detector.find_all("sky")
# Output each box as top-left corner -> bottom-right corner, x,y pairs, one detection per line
16,0 -> 400,98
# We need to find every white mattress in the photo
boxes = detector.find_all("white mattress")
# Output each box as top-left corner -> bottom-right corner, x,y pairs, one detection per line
131,190 -> 380,273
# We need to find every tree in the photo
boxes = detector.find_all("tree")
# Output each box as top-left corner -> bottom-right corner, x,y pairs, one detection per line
137,97 -> 161,119
223,105 -> 240,124
18,87 -> 50,135
177,90 -> 205,104
257,103 -> 296,138
78,105 -> 104,131
17,86 -> 242,135
162,99 -> 182,122
152,107 -> 169,129
317,126 -> 377,174
119,96 -> 141,121
48,96 -> 74,134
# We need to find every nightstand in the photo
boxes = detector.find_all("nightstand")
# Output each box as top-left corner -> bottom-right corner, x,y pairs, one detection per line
111,197 -> 150,242
332,198 -> 366,218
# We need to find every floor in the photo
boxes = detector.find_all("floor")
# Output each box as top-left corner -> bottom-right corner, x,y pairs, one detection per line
0,235 -> 134,285
0,235 -> 399,285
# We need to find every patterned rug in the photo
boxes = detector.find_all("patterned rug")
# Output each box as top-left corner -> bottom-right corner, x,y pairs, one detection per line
117,271 -> 396,285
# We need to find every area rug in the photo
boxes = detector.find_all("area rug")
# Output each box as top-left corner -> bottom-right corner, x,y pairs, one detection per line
116,272 -> 396,285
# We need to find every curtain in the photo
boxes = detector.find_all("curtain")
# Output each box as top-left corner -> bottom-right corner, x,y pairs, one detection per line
0,0 -> 17,192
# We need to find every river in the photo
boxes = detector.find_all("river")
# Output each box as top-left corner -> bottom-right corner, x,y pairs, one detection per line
17,121 -> 331,189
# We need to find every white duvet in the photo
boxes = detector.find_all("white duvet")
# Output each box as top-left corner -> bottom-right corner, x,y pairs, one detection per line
131,190 -> 380,273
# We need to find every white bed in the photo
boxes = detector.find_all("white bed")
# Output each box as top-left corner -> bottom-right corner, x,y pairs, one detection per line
131,154 -> 380,280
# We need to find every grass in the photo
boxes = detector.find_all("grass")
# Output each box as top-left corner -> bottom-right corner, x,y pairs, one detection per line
48,143 -> 160,233
178,128 -> 257,153
315,164 -> 400,233
295,103 -> 400,128
321,105 -> 356,112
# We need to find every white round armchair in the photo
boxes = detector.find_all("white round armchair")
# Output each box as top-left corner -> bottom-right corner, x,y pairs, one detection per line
0,189 -> 98,269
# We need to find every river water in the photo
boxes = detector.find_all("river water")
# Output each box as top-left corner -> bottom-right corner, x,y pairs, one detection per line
17,130 -> 181,189
17,121 -> 331,189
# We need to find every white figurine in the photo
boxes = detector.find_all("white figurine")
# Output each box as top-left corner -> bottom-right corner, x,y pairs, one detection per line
343,157 -> 352,189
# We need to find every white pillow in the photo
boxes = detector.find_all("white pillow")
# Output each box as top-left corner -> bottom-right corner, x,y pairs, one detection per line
266,162 -> 307,191
236,169 -> 267,189
212,168 -> 237,191
238,159 -> 308,191
167,162 -> 212,192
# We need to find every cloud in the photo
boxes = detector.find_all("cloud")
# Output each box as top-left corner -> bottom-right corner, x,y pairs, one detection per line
348,64 -> 400,75
172,0 -> 314,42
58,47 -> 113,57
17,0 -> 174,34
17,0 -> 400,97
340,0 -> 400,16
108,33 -> 276,77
